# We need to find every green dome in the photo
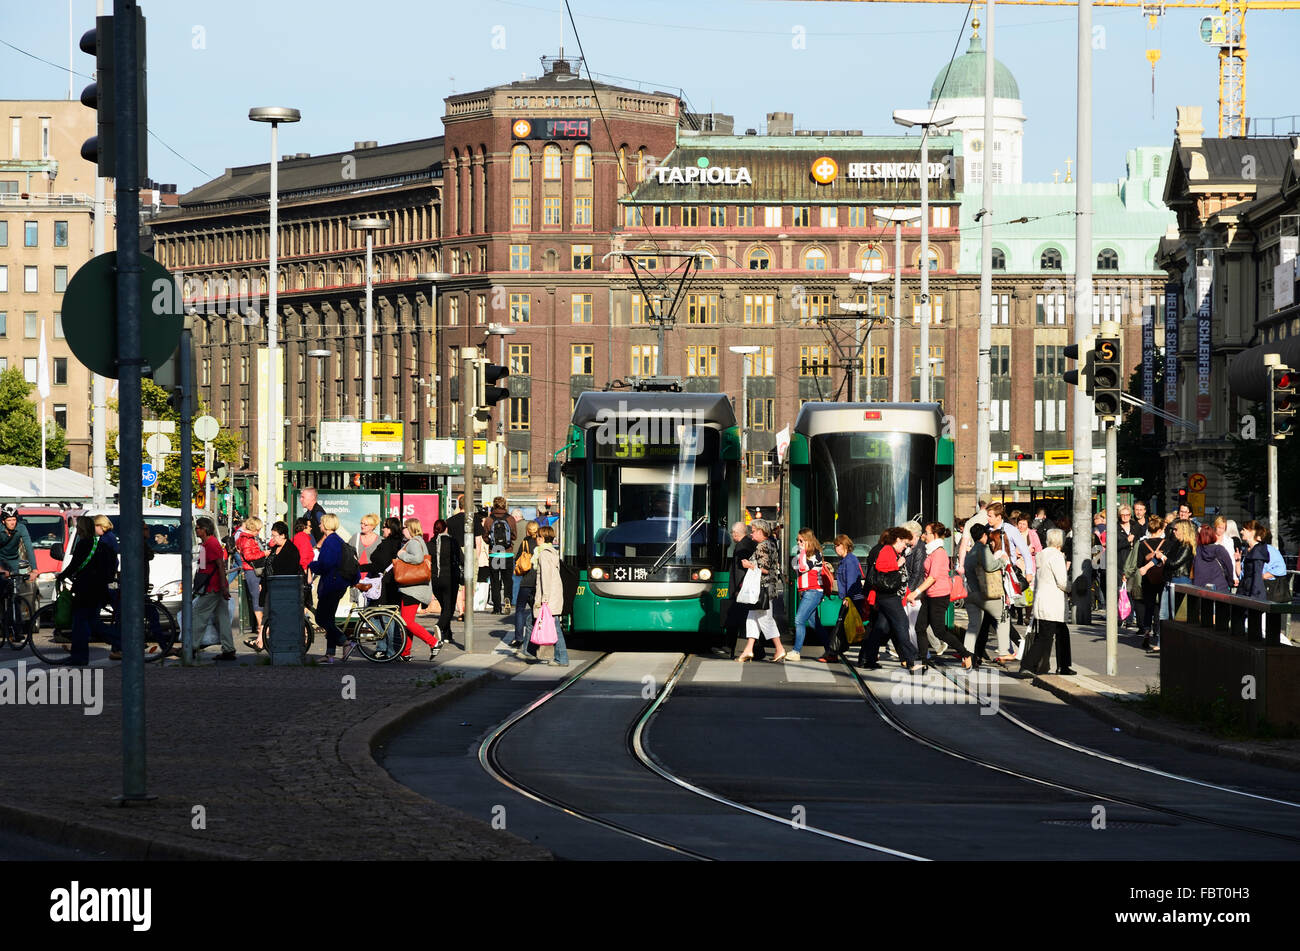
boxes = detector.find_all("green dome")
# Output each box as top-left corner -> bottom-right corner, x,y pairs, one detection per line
929,34 -> 1020,102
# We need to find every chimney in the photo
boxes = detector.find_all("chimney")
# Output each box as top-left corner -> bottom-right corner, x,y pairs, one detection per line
1175,106 -> 1204,148
767,111 -> 794,135
353,140 -> 378,150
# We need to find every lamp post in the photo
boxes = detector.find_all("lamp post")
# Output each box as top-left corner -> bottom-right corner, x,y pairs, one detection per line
249,106 -> 300,529
891,109 -> 955,404
871,208 -> 924,401
848,270 -> 892,401
486,322 -> 518,498
348,217 -> 391,432
730,345 -> 761,505
416,270 -> 450,449
307,348 -> 330,459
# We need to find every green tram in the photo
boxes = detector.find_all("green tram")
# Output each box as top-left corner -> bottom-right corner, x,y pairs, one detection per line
783,403 -> 955,627
553,392 -> 741,640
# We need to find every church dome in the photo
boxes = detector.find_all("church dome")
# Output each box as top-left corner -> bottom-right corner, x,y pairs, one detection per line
929,32 -> 1020,103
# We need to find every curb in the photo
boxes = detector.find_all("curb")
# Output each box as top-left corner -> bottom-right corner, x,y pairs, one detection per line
0,801 -> 248,861
1030,673 -> 1300,773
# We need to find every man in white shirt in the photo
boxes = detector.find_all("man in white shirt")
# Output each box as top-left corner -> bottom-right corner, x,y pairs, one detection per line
1213,515 -> 1239,585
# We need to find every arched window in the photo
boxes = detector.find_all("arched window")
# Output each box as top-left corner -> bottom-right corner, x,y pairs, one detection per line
748,247 -> 770,270
991,248 -> 1006,271
543,144 -> 562,180
804,247 -> 827,270
573,144 -> 592,180
296,270 -> 305,290
618,146 -> 628,185
925,247 -> 940,271
259,276 -> 267,294
695,249 -> 716,270
511,144 -> 530,180
859,245 -> 884,271
1097,248 -> 1119,271
315,268 -> 325,288
636,148 -> 647,183
1040,247 -> 1063,270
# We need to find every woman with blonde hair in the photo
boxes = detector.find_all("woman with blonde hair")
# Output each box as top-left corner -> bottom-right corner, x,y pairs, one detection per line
789,527 -> 828,662
234,515 -> 269,646
313,513 -> 351,663
395,517 -> 441,661
506,520 -> 541,652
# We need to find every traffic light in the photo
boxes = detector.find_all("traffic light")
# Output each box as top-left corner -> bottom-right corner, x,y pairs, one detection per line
1269,364 -> 1296,441
1092,335 -> 1123,419
78,9 -> 147,180
1177,487 -> 1188,505
474,359 -> 510,419
1014,451 -> 1035,462
1063,335 -> 1096,395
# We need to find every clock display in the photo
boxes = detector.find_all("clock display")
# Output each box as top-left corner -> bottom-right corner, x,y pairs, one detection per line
513,118 -> 591,140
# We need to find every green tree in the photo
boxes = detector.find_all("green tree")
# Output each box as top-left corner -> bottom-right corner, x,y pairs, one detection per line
107,379 -> 242,507
0,367 -> 69,468
1116,363 -> 1166,507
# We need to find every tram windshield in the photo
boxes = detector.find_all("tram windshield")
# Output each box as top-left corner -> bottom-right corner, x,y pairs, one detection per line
587,425 -> 723,565
808,432 -> 935,551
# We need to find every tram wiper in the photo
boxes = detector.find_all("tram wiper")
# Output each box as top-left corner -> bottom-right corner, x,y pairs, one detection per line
649,514 -> 708,575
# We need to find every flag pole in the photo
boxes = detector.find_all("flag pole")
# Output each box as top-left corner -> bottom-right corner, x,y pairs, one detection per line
38,317 -> 51,498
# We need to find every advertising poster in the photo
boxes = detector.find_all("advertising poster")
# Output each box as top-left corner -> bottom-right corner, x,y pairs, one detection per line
387,492 -> 442,539
1141,304 -> 1155,435
1196,265 -> 1213,421
315,491 -> 384,546
1164,283 -> 1180,416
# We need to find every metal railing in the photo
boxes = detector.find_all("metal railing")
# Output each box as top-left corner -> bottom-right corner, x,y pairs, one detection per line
1169,582 -> 1298,646
1247,115 -> 1300,137
0,192 -> 93,207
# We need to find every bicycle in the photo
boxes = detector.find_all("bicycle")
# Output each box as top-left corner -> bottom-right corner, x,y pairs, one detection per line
29,582 -> 178,665
339,600 -> 410,663
0,569 -> 34,650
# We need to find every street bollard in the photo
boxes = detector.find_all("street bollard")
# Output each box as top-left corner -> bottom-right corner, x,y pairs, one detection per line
266,573 -> 304,666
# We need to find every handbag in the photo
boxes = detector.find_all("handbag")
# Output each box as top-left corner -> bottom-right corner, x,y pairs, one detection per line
530,603 -> 558,645
819,562 -> 835,595
393,554 -> 431,586
842,597 -> 865,644
514,543 -> 532,576
1142,541 -> 1165,588
1264,575 -> 1291,603
1117,581 -> 1133,621
53,590 -> 73,628
950,573 -> 968,602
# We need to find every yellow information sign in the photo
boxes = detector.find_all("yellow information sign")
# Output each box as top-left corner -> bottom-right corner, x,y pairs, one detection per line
361,421 -> 404,456
992,460 -> 1018,484
1043,450 -> 1074,466
455,439 -> 489,463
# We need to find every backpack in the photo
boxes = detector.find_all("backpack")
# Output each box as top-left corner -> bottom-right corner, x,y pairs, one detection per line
490,517 -> 512,553
335,540 -> 361,585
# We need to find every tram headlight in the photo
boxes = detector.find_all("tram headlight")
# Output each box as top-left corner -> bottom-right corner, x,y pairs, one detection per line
698,568 -> 712,581
590,567 -> 605,580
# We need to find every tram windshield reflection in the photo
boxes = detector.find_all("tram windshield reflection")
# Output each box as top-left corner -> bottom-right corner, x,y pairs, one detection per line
808,432 -> 935,552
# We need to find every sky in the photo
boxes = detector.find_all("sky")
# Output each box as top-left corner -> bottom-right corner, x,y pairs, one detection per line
3,0 -> 1299,193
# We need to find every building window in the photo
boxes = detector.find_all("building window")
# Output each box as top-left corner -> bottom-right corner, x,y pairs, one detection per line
919,247 -> 940,271
631,293 -> 651,325
913,345 -> 944,377
747,398 -> 775,430
53,312 -> 63,338
509,293 -> 530,323
848,207 -> 867,228
1097,248 -> 1119,270
911,294 -> 943,324
744,293 -> 774,324
510,244 -> 530,270
53,357 -> 67,385
624,205 -> 642,227
1035,345 -> 1067,377
571,344 -> 594,375
53,265 -> 68,293
571,293 -> 593,323
804,247 -> 827,270
736,206 -> 754,227
633,252 -> 658,270
0,267 -> 5,293
24,312 -> 37,337
511,196 -> 530,226
24,221 -> 37,247
1040,247 -> 1063,270
573,144 -> 592,180
1034,398 -> 1067,432
747,247 -> 770,270
23,358 -> 36,383
509,397 -> 530,430
240,355 -> 249,383
54,220 -> 68,247
508,449 -> 530,481
543,196 -> 562,226
800,293 -> 832,325
764,206 -> 782,228
24,266 -> 37,293
991,248 -> 1006,271
989,398 -> 1010,432
449,297 -> 460,325
686,345 -> 718,376
201,358 -> 210,385
630,344 -> 659,376
686,293 -> 718,324
476,295 -> 487,324
681,206 -> 699,227
870,345 -> 887,376
1035,293 -> 1067,325
996,293 -> 1010,325
800,346 -> 831,375
651,206 -> 667,227
745,451 -> 776,484
542,144 -> 562,180
509,343 -> 531,375
709,206 -> 727,227
53,403 -> 67,429
573,195 -> 592,225
511,144 -> 530,179
819,206 -> 838,228
744,347 -> 774,376
0,221 -> 7,246
990,345 -> 1010,376
931,206 -> 951,228
695,250 -> 716,270
572,244 -> 593,270
791,207 -> 810,227
859,245 -> 884,271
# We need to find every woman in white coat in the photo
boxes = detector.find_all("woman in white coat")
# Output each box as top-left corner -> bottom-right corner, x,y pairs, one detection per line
1028,528 -> 1075,675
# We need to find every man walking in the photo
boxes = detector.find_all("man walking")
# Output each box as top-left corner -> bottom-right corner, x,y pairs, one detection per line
299,486 -> 328,544
192,517 -> 236,661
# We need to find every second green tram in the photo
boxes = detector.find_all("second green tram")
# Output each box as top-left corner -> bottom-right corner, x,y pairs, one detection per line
784,403 -> 956,627
555,392 -> 742,639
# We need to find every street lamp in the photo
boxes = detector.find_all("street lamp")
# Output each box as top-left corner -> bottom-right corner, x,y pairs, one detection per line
249,106 -> 300,529
872,207 -> 925,402
307,348 -> 331,460
348,217 -> 391,429
485,322 -> 518,498
892,109 -> 955,404
730,345 -> 762,503
847,270 -> 892,401
416,270 -> 450,447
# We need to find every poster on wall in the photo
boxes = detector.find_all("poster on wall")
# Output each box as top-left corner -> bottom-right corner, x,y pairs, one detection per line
387,492 -> 442,539
315,491 -> 384,546
1141,303 -> 1155,435
1164,283 -> 1180,416
1195,264 -> 1213,421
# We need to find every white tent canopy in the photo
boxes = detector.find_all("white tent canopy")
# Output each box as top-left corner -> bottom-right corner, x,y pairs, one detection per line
0,466 -> 114,502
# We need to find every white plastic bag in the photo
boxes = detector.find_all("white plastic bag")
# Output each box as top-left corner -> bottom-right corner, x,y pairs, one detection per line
472,580 -> 490,612
736,567 -> 762,606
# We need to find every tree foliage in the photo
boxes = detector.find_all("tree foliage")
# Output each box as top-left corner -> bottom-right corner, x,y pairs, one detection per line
107,379 -> 242,507
0,367 -> 68,468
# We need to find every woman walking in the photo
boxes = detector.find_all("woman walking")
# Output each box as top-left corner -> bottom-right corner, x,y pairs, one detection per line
968,524 -> 1005,669
506,520 -> 539,653
1136,515 -> 1170,652
249,521 -> 306,652
529,525 -> 569,666
1026,528 -> 1074,675
858,527 -> 920,670
394,517 -> 441,661
908,523 -> 973,668
429,518 -> 462,648
313,513 -> 352,663
234,516 -> 269,642
736,520 -> 787,663
789,528 -> 829,662
356,514 -> 381,567
56,514 -> 116,665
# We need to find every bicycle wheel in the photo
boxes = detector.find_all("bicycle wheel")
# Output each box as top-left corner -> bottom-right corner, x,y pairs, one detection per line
2,596 -> 33,649
144,600 -> 178,662
353,610 -> 407,662
29,603 -> 75,665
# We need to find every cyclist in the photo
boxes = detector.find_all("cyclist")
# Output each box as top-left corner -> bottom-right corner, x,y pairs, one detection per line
1,504 -> 36,640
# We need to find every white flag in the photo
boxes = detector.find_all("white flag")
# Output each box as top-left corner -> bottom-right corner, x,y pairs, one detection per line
37,319 -> 51,400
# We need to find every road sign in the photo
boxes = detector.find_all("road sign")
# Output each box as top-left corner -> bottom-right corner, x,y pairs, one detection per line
141,463 -> 157,488
992,460 -> 1018,483
1188,472 -> 1208,492
193,415 -> 219,442
60,251 -> 183,379
144,433 -> 171,458
1043,449 -> 1074,478
361,421 -> 404,456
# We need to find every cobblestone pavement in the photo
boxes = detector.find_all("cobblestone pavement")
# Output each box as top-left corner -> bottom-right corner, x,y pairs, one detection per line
0,629 -> 551,860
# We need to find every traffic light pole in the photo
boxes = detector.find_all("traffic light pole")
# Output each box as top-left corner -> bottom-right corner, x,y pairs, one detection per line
1105,420 -> 1117,676
461,348 -> 478,653
180,320 -> 194,665
1268,442 -> 1279,541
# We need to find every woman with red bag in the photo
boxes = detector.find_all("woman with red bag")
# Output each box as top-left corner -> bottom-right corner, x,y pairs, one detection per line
789,528 -> 830,662
907,523 -> 973,668
394,517 -> 441,661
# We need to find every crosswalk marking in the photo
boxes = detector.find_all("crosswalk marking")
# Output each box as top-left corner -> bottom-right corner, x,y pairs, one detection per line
691,659 -> 745,683
782,663 -> 835,683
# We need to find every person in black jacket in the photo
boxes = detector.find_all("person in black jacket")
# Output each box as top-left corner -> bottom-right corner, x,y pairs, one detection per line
364,517 -> 405,606
57,515 -> 117,665
298,486 -> 329,544
723,521 -> 756,658
428,518 -> 463,647
248,520 -> 306,651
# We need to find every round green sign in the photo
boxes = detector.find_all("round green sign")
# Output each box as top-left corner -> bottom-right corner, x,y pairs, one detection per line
60,251 -> 184,379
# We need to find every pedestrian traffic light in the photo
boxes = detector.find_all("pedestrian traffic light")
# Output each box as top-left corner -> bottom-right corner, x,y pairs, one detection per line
1014,451 -> 1035,462
1092,335 -> 1123,419
1269,364 -> 1296,441
474,359 -> 510,420
1177,487 -> 1188,505
78,10 -> 147,180
1063,335 -> 1096,395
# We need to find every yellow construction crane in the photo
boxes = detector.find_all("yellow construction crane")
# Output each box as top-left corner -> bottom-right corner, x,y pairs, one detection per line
802,0 -> 1300,137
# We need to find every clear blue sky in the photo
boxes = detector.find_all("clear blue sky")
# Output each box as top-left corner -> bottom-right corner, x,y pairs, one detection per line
4,0 -> 1298,192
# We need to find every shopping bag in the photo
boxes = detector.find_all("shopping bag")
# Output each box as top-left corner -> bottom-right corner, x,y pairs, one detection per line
530,604 -> 558,645
472,581 -> 490,612
843,598 -> 865,645
949,573 -> 968,602
53,590 -> 73,629
1117,582 -> 1132,622
736,567 -> 762,606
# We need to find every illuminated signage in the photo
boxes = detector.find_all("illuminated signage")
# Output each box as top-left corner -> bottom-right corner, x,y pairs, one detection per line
512,118 -> 591,139
846,161 -> 947,181
654,165 -> 753,185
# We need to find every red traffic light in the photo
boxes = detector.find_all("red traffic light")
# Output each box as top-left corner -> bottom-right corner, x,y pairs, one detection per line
1277,372 -> 1293,391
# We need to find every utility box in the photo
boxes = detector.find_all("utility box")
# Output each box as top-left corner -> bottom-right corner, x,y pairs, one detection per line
265,573 -> 305,666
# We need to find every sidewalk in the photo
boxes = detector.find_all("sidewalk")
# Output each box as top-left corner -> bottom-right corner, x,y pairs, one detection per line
0,609 -> 553,860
